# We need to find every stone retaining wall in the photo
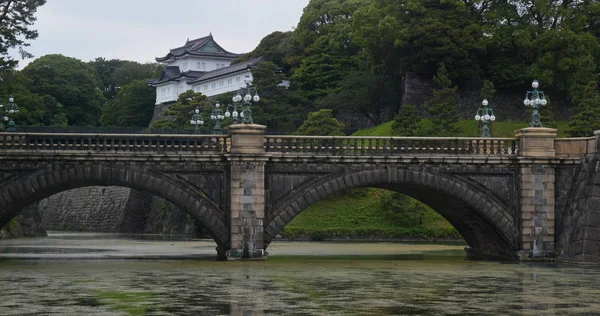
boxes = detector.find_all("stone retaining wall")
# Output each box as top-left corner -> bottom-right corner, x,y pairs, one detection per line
556,153 -> 600,262
39,187 -> 129,232
37,186 -> 202,236
0,204 -> 47,239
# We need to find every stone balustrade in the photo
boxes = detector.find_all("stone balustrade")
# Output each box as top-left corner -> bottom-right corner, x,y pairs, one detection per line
264,136 -> 518,156
0,133 -> 229,153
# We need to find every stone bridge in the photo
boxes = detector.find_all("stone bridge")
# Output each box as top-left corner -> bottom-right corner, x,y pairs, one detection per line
0,125 -> 598,262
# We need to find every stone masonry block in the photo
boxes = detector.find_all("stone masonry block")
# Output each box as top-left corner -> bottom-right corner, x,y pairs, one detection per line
308,189 -> 320,204
387,167 -> 396,183
335,177 -> 347,191
396,169 -> 406,182
364,170 -> 374,184
521,181 -> 533,190
584,227 -> 600,242
329,179 -> 340,193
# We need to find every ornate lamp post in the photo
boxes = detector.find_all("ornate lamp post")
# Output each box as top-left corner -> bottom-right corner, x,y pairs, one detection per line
224,103 -> 240,124
210,101 -> 225,134
523,79 -> 547,127
0,95 -> 19,132
190,106 -> 204,133
474,98 -> 496,137
232,83 -> 260,124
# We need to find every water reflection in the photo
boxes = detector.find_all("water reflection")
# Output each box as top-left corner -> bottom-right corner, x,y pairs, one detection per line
1,235 -> 600,315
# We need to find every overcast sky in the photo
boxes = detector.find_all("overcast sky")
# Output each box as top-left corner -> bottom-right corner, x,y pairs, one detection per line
14,0 -> 310,68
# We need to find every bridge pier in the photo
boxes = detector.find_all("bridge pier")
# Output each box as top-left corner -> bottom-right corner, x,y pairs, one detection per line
225,124 -> 269,260
516,128 -> 557,260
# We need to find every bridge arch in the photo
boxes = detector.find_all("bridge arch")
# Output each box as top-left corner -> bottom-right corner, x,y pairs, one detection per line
0,165 -> 230,250
265,168 -> 519,258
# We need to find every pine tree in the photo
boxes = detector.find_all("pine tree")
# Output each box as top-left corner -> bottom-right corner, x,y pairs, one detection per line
0,0 -> 47,70
427,63 -> 460,136
163,90 -> 207,128
294,109 -> 344,136
391,104 -> 421,136
567,81 -> 600,137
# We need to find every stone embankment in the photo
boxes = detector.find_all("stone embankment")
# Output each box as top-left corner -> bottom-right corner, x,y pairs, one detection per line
0,204 -> 47,239
36,187 -> 203,237
556,150 -> 600,263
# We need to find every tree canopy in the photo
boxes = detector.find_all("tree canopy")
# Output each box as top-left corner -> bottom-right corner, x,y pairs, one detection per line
23,54 -> 106,126
100,80 -> 156,127
0,0 -> 46,70
294,109 -> 345,136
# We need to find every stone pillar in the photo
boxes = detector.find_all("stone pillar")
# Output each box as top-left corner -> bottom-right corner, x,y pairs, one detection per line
226,124 -> 268,260
516,127 -> 557,260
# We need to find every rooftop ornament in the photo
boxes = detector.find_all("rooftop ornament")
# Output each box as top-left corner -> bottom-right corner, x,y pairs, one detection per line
474,98 -> 496,137
232,81 -> 259,124
523,80 -> 547,127
0,95 -> 19,132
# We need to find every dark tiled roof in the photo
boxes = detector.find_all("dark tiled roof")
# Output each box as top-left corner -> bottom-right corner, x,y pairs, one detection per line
182,70 -> 205,78
155,34 -> 241,62
187,57 -> 262,84
147,67 -> 205,86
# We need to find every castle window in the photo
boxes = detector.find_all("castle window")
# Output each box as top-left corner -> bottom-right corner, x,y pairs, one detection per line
202,63 -> 206,70
204,84 -> 208,91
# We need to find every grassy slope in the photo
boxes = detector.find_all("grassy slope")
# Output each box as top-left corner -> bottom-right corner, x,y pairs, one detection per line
284,119 -> 568,240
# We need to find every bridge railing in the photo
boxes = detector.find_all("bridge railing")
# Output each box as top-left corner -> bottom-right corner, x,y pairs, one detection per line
264,136 -> 518,156
0,133 -> 230,154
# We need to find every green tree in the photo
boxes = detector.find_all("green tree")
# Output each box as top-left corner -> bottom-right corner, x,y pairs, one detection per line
233,31 -> 294,71
295,109 -> 345,136
0,0 -> 47,70
290,0 -> 367,100
353,0 -> 485,83
379,192 -> 430,227
100,80 -> 156,127
566,81 -> 600,136
112,61 -> 160,88
0,69 -> 67,126
391,104 -> 421,136
88,58 -> 123,100
480,80 -> 496,101
427,63 -> 460,136
23,54 -> 106,126
89,59 -> 160,100
317,70 -> 398,125
567,56 -> 600,136
249,61 -> 303,128
157,90 -> 207,128
290,41 -> 356,100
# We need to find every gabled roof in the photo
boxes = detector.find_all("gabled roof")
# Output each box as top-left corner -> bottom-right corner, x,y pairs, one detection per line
187,57 -> 263,85
156,34 -> 242,62
147,67 -> 205,86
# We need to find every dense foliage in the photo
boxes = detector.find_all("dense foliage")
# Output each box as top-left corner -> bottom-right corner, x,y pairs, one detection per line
294,109 -> 345,136
100,80 -> 156,127
23,54 -> 106,126
4,0 -> 599,137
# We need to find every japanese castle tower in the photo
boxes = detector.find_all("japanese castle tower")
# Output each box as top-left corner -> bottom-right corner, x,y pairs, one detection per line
148,33 -> 261,104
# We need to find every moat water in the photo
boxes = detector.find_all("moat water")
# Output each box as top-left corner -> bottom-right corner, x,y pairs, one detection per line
1,233 -> 599,315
